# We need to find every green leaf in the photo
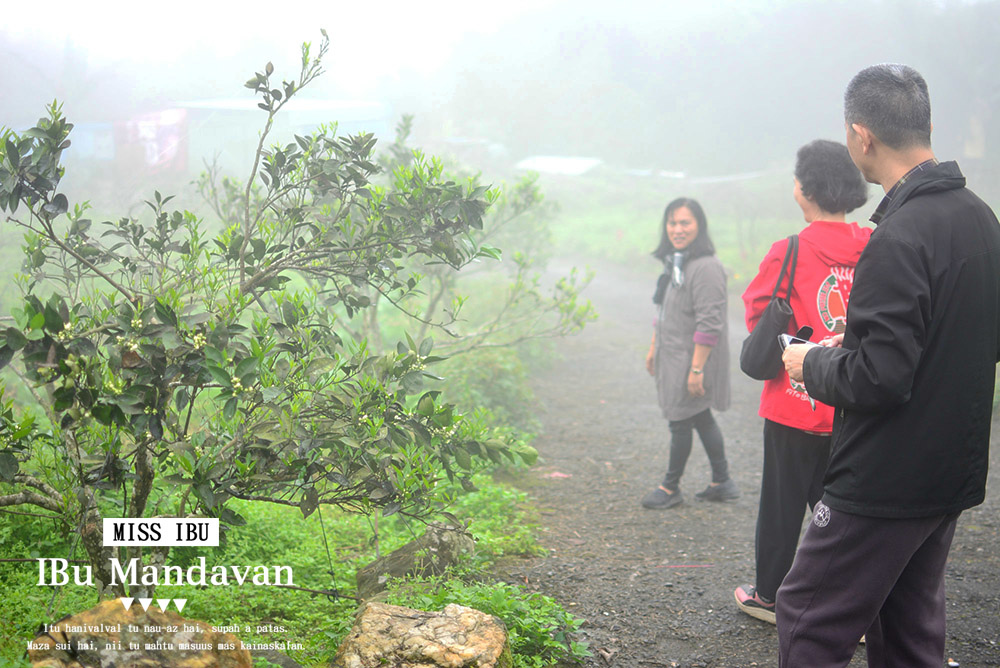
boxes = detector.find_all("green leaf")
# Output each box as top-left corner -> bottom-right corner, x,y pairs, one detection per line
42,193 -> 68,218
195,482 -> 215,508
235,357 -> 259,377
149,414 -> 164,440
0,345 -> 13,370
453,447 -> 472,471
227,234 -> 241,259
477,245 -> 502,261
300,487 -> 319,518
29,313 -> 45,330
4,139 -> 18,170
11,416 -> 35,440
280,301 -> 298,327
412,423 -> 431,446
419,338 -> 434,357
416,393 -> 435,417
4,328 -> 27,351
69,218 -> 92,236
0,451 -> 18,482
174,387 -> 190,412
207,365 -> 230,386
401,371 -> 423,394
204,346 -> 225,365
250,238 -> 267,261
223,396 -> 237,421
154,300 -> 178,327
43,301 -> 64,332
518,445 -> 539,466
181,311 -> 213,327
220,508 -> 247,526
90,404 -> 116,426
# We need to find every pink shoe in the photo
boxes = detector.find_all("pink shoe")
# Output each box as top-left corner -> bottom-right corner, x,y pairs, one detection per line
734,584 -> 775,624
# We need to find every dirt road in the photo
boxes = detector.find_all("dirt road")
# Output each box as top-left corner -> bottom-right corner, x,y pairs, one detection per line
501,259 -> 1000,668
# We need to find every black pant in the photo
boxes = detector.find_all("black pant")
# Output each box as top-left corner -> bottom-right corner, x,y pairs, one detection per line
778,506 -> 958,667
755,419 -> 830,601
662,408 -> 730,492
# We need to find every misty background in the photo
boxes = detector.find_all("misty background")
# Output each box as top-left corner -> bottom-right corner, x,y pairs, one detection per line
3,0 -> 1000,259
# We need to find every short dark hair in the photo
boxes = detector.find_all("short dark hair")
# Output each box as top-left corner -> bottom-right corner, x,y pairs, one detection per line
844,64 -> 932,150
652,197 -> 716,261
795,140 -> 869,214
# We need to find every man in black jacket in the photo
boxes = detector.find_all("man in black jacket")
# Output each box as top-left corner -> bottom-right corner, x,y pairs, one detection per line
780,64 -> 1000,667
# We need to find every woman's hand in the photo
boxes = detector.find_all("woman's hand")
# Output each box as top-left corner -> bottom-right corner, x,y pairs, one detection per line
646,341 -> 656,376
687,370 -> 706,396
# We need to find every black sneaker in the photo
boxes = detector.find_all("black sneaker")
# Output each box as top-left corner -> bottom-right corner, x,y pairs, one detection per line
641,486 -> 683,509
695,478 -> 740,501
734,584 -> 775,624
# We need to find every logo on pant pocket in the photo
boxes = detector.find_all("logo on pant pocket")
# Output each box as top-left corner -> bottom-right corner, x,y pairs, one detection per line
813,502 -> 831,528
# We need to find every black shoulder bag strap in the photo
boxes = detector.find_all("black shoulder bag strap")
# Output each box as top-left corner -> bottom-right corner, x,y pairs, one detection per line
771,235 -> 799,302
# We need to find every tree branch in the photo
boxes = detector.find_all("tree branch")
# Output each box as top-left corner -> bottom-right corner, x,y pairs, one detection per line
0,490 -> 61,512
32,209 -> 136,303
14,473 -> 63,502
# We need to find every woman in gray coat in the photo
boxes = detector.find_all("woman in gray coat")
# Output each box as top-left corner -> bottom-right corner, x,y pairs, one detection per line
642,197 -> 737,509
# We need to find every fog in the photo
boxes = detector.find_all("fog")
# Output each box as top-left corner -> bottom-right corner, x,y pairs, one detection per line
3,0 -> 999,210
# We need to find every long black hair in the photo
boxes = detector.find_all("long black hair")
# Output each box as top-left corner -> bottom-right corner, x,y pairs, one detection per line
651,197 -> 716,262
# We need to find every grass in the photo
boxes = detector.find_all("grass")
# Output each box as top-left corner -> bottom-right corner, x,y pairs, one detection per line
0,471 -> 573,667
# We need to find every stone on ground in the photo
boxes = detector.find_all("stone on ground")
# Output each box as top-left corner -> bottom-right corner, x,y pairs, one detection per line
332,601 -> 511,668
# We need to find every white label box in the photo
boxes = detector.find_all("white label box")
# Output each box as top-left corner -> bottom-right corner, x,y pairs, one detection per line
102,518 -> 220,546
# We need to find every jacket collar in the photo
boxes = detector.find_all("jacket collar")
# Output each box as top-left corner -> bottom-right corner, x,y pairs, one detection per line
871,160 -> 966,225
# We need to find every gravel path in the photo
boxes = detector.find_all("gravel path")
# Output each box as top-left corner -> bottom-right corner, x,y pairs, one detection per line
499,258 -> 1000,668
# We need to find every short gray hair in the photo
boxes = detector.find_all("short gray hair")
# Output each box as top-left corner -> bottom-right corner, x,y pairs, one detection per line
844,64 -> 932,149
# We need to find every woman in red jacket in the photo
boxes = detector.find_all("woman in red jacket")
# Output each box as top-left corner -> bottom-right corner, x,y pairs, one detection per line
734,140 -> 870,623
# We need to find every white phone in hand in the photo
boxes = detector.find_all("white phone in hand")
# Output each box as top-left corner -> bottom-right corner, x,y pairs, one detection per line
778,333 -> 819,350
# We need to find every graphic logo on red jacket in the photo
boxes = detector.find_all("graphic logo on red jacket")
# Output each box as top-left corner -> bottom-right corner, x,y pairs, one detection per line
816,267 -> 855,333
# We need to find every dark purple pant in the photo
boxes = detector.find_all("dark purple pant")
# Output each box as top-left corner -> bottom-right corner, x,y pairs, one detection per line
776,503 -> 959,668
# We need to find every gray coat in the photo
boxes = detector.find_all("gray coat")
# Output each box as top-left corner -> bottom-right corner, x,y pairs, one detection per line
654,254 -> 730,421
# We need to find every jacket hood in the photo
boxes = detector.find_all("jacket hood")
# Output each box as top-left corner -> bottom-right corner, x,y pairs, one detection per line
799,219 -> 872,267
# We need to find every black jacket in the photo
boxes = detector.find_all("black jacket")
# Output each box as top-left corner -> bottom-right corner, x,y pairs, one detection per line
803,161 -> 1000,518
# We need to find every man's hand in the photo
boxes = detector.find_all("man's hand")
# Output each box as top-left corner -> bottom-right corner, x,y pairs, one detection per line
782,343 -> 811,383
646,342 -> 656,376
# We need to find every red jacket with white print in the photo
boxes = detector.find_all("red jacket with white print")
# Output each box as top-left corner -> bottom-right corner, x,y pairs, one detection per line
742,220 -> 871,432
